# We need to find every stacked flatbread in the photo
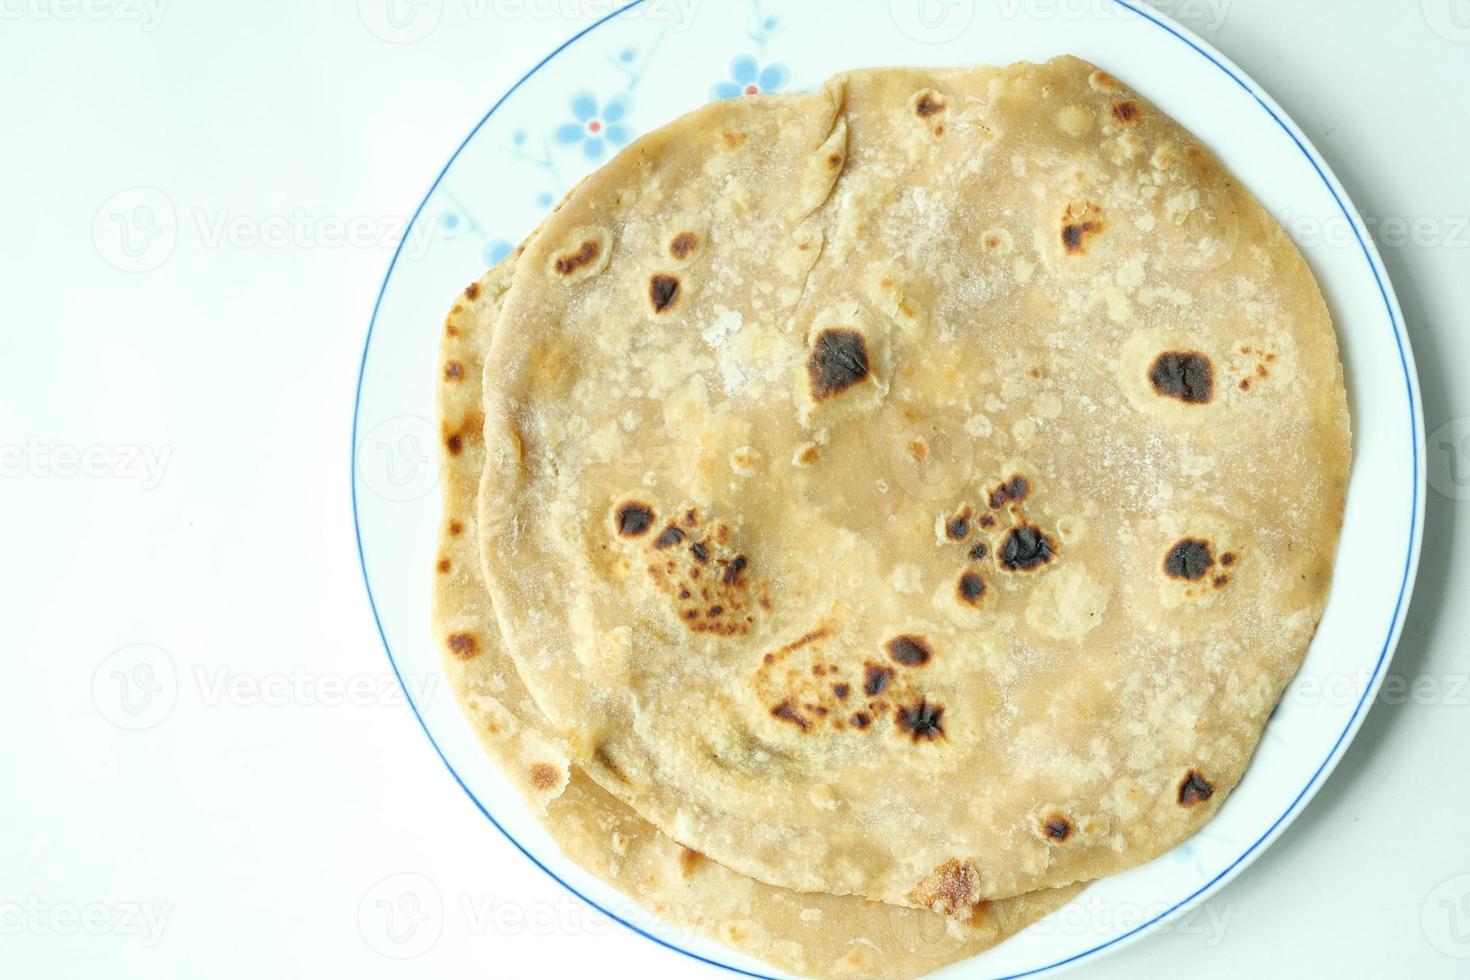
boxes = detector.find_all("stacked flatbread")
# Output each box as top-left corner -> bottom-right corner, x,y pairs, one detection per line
432,56 -> 1350,978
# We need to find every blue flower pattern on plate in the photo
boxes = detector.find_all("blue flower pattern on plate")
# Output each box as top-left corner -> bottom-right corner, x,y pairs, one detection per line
555,93 -> 631,160
711,54 -> 790,100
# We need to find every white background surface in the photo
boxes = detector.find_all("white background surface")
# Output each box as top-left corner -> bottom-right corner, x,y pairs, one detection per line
1,1 -> 1465,978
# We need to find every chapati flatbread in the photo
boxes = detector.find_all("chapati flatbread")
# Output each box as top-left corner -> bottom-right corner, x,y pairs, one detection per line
434,251 -> 1082,979
473,55 -> 1349,922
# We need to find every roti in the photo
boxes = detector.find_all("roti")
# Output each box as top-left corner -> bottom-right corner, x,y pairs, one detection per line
433,251 -> 1082,980
473,56 -> 1350,919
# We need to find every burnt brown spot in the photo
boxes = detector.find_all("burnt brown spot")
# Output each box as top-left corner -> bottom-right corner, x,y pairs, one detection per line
722,554 -> 748,585
615,501 -> 656,538
1220,552 -> 1237,567
654,524 -> 686,550
886,635 -> 933,667
916,92 -> 946,117
909,859 -> 979,922
979,514 -> 997,530
678,848 -> 703,876
1164,538 -> 1215,582
1149,351 -> 1215,404
1239,378 -> 1252,391
896,699 -> 945,741
772,699 -> 810,731
999,525 -> 1057,571
529,763 -> 559,790
958,572 -> 986,605
554,239 -> 600,276
669,231 -> 700,260
1041,813 -> 1073,843
444,360 -> 464,381
436,557 -> 451,574
851,711 -> 872,729
464,282 -> 480,300
807,328 -> 870,401
1178,770 -> 1215,807
442,414 -> 482,458
1213,574 -> 1230,589
1061,203 -> 1104,255
649,274 -> 681,313
649,511 -> 765,636
863,663 -> 895,696
827,152 -> 844,169
946,507 -> 973,541
446,632 -> 479,659
1062,224 -> 1090,252
1112,100 -> 1141,123
988,475 -> 1031,509
832,682 -> 850,700
968,542 -> 990,561
448,520 -> 464,537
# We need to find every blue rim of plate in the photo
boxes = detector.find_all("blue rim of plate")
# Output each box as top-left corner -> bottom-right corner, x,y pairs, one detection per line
351,2 -> 1423,976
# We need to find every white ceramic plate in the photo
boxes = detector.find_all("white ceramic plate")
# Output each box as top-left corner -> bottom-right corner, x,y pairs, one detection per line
352,1 -> 1424,975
